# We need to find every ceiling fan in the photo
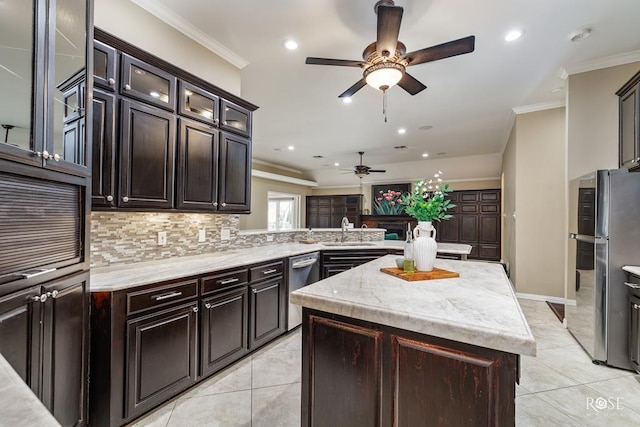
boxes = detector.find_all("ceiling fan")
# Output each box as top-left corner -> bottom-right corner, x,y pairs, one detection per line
346,151 -> 386,178
305,0 -> 475,113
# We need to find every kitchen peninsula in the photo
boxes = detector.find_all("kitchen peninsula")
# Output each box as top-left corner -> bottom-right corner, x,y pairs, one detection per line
291,255 -> 535,426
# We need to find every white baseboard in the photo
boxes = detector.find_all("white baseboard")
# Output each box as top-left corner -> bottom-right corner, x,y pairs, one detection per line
516,292 -> 576,306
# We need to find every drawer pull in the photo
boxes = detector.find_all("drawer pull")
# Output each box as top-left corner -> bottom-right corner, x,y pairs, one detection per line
624,282 -> 640,289
154,291 -> 183,301
262,269 -> 278,275
329,256 -> 376,261
205,302 -> 212,309
219,277 -> 239,285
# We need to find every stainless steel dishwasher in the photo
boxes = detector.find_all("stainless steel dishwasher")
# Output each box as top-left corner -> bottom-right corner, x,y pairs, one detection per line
287,252 -> 320,330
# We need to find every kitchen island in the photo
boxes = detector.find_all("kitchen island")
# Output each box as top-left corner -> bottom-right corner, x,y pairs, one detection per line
291,255 -> 535,427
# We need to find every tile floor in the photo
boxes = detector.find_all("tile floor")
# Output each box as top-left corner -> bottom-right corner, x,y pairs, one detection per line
130,299 -> 640,426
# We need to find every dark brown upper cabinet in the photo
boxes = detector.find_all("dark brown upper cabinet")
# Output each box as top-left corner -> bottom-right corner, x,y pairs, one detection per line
219,132 -> 251,212
119,99 -> 176,209
178,81 -> 219,126
91,89 -> 117,208
0,0 -> 90,178
220,99 -> 252,138
617,71 -> 640,170
121,54 -> 176,111
93,40 -> 118,91
177,118 -> 219,211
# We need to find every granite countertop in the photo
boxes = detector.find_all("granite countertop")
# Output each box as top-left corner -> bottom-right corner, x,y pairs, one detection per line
623,266 -> 640,276
291,255 -> 536,356
0,355 -> 60,427
90,241 -> 472,292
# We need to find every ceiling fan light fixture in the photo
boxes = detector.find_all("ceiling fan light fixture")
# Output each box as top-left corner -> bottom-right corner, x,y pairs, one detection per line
355,172 -> 368,178
364,62 -> 404,90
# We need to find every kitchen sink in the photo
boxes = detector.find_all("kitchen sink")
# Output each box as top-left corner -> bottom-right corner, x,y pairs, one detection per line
322,242 -> 378,247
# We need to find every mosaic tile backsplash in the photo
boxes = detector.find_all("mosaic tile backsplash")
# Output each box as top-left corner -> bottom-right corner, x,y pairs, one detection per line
90,212 -> 384,267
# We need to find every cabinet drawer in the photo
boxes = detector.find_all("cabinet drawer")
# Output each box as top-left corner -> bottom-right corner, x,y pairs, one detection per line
126,280 -> 198,316
250,261 -> 284,282
201,269 -> 249,295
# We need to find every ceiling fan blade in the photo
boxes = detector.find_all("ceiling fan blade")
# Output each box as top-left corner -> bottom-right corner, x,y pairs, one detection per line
305,57 -> 366,67
368,169 -> 386,173
397,72 -> 427,95
376,5 -> 403,58
339,79 -> 367,98
402,35 -> 475,66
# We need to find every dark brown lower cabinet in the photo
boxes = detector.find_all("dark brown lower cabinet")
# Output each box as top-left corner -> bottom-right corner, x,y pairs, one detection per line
125,302 -> 198,419
201,286 -> 248,377
0,272 -> 89,427
249,277 -> 286,349
302,308 -> 518,427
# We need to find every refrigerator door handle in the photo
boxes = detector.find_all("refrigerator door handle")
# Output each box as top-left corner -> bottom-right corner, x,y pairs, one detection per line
624,282 -> 640,289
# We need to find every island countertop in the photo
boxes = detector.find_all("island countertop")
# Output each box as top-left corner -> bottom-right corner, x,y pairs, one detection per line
291,255 -> 536,356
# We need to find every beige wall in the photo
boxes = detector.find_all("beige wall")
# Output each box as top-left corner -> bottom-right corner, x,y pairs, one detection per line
239,177 -> 314,230
502,125 -> 517,282
94,0 -> 241,94
567,62 -> 640,180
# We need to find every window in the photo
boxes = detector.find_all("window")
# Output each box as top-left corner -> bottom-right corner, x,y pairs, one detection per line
267,192 -> 300,231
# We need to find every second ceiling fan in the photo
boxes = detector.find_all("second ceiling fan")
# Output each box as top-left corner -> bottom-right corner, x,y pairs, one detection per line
305,0 -> 475,99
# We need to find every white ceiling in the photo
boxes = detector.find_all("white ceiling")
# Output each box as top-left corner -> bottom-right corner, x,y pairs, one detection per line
133,0 -> 640,187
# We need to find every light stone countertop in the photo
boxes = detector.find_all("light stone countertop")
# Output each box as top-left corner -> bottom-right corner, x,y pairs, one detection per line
90,241 -> 472,292
0,355 -> 60,427
291,255 -> 536,356
623,266 -> 640,276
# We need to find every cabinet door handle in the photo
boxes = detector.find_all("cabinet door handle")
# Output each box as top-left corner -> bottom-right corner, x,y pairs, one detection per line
21,268 -> 56,279
33,294 -> 47,303
51,153 -> 60,162
36,150 -> 50,160
106,195 -> 113,202
154,291 -> 182,301
46,290 -> 59,299
262,269 -> 278,275
213,202 -> 218,207
192,307 -> 198,313
108,78 -> 115,85
204,302 -> 212,309
252,289 -> 258,294
220,277 -> 239,285
221,203 -> 227,207
122,196 -> 129,203
124,84 -> 131,91
634,304 -> 639,310
625,282 -> 640,289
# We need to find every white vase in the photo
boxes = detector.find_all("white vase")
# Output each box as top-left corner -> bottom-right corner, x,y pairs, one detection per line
413,221 -> 438,272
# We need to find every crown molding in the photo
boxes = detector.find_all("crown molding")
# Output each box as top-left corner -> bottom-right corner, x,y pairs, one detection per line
560,50 -> 640,79
252,170 -> 318,187
130,0 -> 249,69
513,100 -> 565,115
252,159 -> 303,175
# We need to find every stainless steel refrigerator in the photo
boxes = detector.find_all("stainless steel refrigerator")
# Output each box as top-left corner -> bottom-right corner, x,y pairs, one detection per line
567,169 -> 640,371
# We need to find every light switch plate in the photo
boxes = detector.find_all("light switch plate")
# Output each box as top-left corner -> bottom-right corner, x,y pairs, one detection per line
157,231 -> 167,246
198,229 -> 206,242
220,227 -> 231,241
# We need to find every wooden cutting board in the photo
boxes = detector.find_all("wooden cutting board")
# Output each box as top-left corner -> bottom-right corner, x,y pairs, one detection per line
380,267 -> 459,282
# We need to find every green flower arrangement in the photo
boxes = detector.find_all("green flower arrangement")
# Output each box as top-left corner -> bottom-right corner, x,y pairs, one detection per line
373,189 -> 406,215
401,173 -> 456,222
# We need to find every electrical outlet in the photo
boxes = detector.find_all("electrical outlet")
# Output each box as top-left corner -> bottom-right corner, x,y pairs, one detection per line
220,227 -> 231,241
157,231 -> 167,246
266,234 -> 274,242
198,229 -> 206,242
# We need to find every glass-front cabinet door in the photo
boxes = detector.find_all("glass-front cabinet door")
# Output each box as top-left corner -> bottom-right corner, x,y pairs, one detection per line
0,0 -> 37,165
0,0 -> 89,175
93,40 -> 117,91
178,81 -> 219,126
121,54 -> 176,111
220,99 -> 252,138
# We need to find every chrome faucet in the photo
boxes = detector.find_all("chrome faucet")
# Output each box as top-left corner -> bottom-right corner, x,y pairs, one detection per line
359,223 -> 368,242
341,217 -> 349,242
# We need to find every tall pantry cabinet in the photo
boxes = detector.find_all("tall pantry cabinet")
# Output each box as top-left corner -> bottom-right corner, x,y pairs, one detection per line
0,1 -> 93,426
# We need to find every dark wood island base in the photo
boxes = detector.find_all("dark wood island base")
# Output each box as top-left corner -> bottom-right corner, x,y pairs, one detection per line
301,308 -> 519,427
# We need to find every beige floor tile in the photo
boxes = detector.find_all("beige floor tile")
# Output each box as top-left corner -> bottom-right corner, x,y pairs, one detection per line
169,391 -> 251,427
251,349 -> 301,389
252,328 -> 301,359
519,355 -> 579,392
128,401 -> 175,427
515,394 -> 583,427
180,357 -> 252,399
585,375 -> 640,414
251,383 -> 301,427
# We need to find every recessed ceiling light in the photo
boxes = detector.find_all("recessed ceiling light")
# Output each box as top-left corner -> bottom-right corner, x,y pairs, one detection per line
418,125 -> 433,131
342,97 -> 352,104
505,29 -> 524,42
287,145 -> 295,151
282,39 -> 298,50
334,162 -> 340,167
398,128 -> 406,134
569,28 -> 591,42
422,153 -> 429,158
